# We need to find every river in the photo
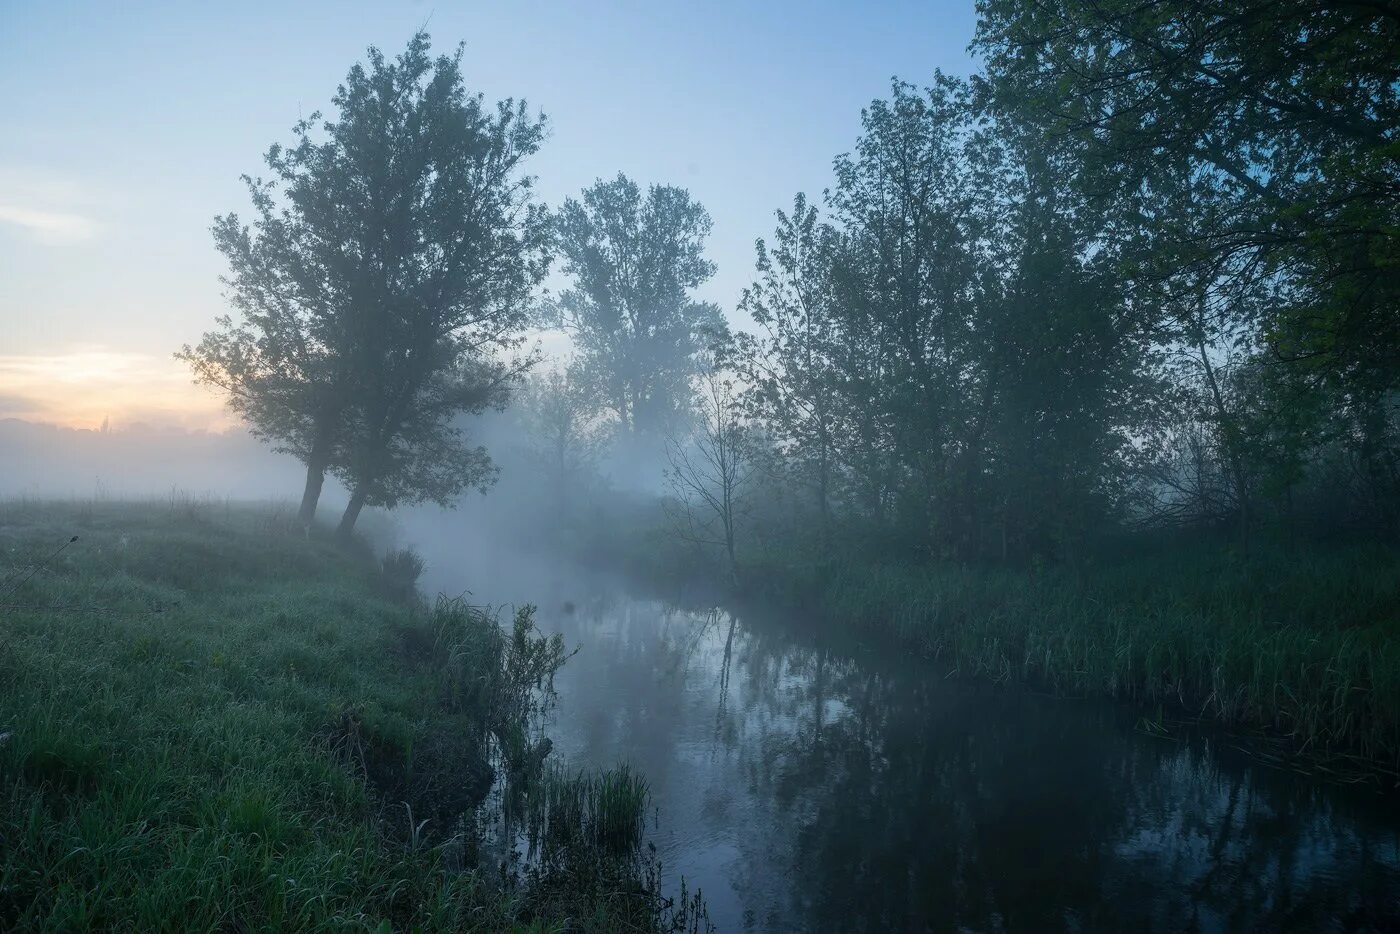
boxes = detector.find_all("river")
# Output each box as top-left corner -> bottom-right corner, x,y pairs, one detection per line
418,536 -> 1400,932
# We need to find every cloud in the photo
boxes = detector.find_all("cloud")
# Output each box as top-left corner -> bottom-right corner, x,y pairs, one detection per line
0,392 -> 42,419
0,166 -> 106,245
0,203 -> 100,245
0,349 -> 230,430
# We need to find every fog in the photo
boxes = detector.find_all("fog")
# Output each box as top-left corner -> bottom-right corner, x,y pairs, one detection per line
0,418 -> 311,501
4,4 -> 1398,931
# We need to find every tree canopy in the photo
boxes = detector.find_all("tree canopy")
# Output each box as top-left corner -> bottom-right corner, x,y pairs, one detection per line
183,33 -> 549,536
554,174 -> 725,442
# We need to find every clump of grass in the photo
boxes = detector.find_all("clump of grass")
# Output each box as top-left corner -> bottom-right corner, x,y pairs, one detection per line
524,764 -> 650,859
512,765 -> 711,933
380,546 -> 426,602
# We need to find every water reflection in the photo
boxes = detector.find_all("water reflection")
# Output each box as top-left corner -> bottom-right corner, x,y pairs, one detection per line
426,551 -> 1400,932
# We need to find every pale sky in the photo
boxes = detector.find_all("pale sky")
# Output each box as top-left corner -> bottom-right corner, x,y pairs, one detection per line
0,0 -> 976,429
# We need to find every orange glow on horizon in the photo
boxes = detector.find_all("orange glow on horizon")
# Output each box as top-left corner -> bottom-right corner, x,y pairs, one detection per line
0,349 -> 236,432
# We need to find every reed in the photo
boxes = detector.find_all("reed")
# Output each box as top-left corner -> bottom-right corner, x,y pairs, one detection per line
747,544 -> 1400,775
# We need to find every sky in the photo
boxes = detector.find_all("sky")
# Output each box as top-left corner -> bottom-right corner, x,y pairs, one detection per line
0,0 -> 977,430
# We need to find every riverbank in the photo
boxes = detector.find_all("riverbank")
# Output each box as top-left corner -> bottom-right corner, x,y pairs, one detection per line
0,499 -> 703,931
561,506 -> 1400,784
749,546 -> 1399,778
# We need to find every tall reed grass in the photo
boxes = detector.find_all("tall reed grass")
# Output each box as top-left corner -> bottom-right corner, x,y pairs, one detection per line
748,545 -> 1400,774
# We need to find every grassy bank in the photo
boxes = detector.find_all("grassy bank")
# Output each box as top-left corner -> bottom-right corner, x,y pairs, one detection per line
0,499 -> 702,931
741,543 -> 1400,780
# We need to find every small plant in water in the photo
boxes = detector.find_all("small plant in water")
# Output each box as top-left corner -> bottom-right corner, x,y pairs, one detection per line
512,763 -> 712,932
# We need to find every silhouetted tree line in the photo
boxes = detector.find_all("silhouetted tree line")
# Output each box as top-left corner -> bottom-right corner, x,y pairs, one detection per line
718,0 -> 1400,565
185,5 -> 1398,558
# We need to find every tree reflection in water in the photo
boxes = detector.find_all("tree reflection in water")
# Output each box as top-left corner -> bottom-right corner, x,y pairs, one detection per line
472,568 -> 1399,933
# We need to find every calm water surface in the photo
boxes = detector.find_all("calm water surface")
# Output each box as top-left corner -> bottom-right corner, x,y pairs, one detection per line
420,540 -> 1400,932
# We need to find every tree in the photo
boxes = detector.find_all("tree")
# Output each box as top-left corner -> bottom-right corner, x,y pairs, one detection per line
517,361 -> 606,510
554,174 -> 724,444
823,76 -> 991,551
664,358 -> 754,583
964,157 -> 1136,558
183,33 -> 550,537
731,78 -> 1152,561
735,194 -> 843,548
974,0 -> 1400,529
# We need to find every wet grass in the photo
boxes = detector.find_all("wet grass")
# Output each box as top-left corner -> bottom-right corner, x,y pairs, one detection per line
513,766 -> 709,934
0,498 -> 691,931
524,765 -> 651,859
747,544 -> 1400,779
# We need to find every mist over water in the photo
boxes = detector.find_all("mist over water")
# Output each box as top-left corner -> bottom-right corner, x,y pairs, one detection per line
5,359 -> 1399,931
412,529 -> 1400,933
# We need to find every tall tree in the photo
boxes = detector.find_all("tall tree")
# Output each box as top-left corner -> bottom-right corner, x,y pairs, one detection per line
735,194 -> 843,547
554,174 -> 724,443
826,76 -> 989,549
732,78 -> 1152,560
975,139 -> 1150,558
183,33 -> 550,536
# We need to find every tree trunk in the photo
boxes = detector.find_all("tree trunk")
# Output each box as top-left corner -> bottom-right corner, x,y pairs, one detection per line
298,455 -> 328,526
336,488 -> 368,541
297,418 -> 338,525
1195,323 -> 1249,550
722,469 -> 739,586
725,524 -> 738,587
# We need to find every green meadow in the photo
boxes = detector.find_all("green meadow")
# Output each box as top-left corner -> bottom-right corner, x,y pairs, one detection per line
0,500 -> 705,932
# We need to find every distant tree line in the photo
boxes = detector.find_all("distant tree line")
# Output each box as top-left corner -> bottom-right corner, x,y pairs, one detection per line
186,5 -> 1398,562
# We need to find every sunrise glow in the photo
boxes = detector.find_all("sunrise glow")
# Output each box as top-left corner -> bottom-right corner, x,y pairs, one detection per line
0,348 -> 232,431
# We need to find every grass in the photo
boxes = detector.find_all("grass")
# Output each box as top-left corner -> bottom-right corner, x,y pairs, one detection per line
523,765 -> 651,860
0,498 -> 695,931
743,542 -> 1400,780
508,767 -> 709,934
